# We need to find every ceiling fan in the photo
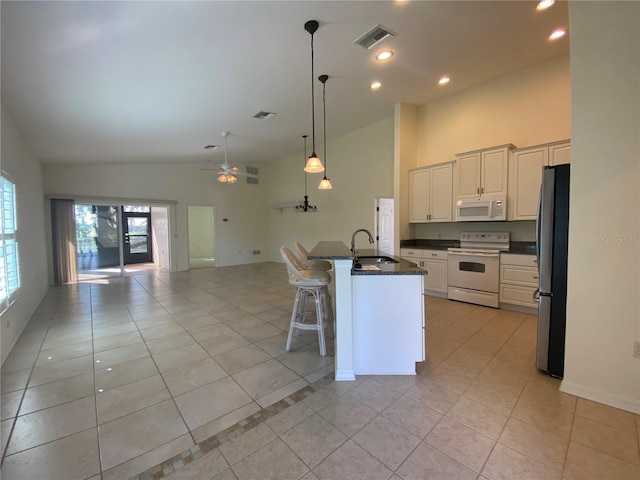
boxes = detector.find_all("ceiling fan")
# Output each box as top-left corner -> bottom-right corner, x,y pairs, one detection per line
200,131 -> 258,183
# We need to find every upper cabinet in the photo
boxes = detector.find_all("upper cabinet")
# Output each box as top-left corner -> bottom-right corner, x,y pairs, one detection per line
455,144 -> 514,198
409,162 -> 453,223
548,141 -> 571,166
508,140 -> 571,221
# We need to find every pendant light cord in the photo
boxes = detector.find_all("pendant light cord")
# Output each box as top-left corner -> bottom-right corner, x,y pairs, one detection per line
303,135 -> 308,196
310,31 -> 317,156
322,78 -> 327,176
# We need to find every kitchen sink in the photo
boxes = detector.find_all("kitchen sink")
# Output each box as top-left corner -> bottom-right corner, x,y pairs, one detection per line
354,256 -> 399,265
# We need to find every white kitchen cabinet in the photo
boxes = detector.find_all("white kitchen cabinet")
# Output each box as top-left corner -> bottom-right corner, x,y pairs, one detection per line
509,146 -> 547,220
400,248 -> 422,260
500,253 -> 539,310
508,140 -> 570,220
422,250 -> 448,293
549,141 -> 571,165
400,248 -> 448,295
409,169 -> 429,222
456,145 -> 513,199
409,162 -> 453,223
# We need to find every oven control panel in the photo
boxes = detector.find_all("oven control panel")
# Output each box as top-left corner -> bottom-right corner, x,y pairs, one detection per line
460,232 -> 510,243
459,231 -> 510,251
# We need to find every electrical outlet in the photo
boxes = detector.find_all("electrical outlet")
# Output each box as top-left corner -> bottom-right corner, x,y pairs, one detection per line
634,341 -> 640,359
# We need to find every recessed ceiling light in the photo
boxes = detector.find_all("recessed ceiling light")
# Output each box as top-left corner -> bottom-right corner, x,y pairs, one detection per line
549,28 -> 566,40
371,81 -> 382,90
438,76 -> 450,86
375,50 -> 393,61
536,0 -> 555,11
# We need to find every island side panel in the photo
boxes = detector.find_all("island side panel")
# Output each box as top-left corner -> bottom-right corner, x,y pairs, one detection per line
352,274 -> 425,375
333,258 -> 356,381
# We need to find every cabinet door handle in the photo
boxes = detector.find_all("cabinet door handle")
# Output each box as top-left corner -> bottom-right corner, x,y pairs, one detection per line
477,187 -> 480,194
431,253 -> 438,256
481,187 -> 484,194
533,276 -> 539,279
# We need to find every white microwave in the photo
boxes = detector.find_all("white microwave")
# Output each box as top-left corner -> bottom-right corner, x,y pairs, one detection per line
455,195 -> 507,222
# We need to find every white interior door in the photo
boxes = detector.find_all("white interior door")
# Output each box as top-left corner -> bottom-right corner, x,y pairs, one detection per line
376,198 -> 394,255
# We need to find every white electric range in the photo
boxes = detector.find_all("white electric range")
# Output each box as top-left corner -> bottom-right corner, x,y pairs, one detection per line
447,231 -> 510,308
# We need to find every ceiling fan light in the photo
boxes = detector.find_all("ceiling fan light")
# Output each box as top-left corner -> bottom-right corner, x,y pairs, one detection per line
217,173 -> 237,183
304,154 -> 325,173
318,177 -> 333,190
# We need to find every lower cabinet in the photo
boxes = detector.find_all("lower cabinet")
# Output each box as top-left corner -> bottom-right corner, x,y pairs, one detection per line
499,253 -> 538,309
400,248 -> 448,295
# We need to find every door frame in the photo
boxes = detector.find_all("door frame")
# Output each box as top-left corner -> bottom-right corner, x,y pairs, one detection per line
48,196 -> 176,283
122,210 -> 153,265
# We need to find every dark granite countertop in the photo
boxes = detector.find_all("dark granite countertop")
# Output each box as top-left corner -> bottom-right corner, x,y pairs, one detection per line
351,249 -> 427,276
308,241 -> 353,260
308,242 -> 425,276
506,242 -> 536,255
400,239 -> 459,250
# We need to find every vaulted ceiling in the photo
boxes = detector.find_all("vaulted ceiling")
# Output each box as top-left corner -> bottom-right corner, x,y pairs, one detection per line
1,1 -> 569,166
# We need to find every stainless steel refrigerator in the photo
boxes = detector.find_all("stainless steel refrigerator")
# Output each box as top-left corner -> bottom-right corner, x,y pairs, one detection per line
535,164 -> 570,378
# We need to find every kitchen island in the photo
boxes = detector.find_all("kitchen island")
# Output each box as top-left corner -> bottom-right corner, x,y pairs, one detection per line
309,241 -> 426,379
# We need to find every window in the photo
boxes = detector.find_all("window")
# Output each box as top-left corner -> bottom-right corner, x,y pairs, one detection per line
1,173 -> 20,312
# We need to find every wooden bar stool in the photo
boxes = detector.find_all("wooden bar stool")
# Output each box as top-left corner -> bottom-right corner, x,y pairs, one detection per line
280,246 -> 333,356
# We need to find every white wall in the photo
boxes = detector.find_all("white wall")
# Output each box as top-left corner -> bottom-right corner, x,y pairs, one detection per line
269,118 -> 394,258
1,103 -> 49,363
43,162 -> 271,269
562,2 -> 640,413
417,54 -> 571,166
187,206 -> 215,259
394,104 -> 419,246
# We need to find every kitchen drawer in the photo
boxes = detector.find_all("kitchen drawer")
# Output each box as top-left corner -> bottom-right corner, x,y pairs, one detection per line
500,284 -> 538,308
422,249 -> 448,260
400,248 -> 422,258
500,264 -> 539,287
501,253 -> 537,267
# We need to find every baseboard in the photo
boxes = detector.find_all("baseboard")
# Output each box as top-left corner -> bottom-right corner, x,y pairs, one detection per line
560,378 -> 640,414
334,369 -> 356,381
424,290 -> 447,299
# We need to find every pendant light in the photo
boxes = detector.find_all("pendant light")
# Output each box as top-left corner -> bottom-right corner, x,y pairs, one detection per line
303,20 -> 324,174
317,74 -> 333,190
296,135 -> 318,212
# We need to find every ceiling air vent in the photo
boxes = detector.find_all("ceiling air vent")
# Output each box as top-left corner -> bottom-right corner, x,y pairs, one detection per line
354,24 -> 396,50
253,111 -> 276,120
246,166 -> 259,185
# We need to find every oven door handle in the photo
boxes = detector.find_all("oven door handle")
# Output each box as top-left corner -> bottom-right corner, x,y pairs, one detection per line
448,252 -> 500,258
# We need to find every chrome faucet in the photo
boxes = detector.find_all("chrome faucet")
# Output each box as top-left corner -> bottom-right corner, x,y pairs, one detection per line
351,228 -> 375,256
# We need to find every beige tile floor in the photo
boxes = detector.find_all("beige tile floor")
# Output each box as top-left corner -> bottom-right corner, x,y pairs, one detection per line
1,261 -> 639,480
